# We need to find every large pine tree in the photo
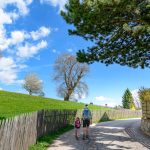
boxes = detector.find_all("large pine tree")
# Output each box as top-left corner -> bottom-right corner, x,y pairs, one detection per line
61,0 -> 150,68
122,88 -> 135,109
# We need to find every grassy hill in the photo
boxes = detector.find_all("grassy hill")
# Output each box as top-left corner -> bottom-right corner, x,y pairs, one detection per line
0,90 -> 110,119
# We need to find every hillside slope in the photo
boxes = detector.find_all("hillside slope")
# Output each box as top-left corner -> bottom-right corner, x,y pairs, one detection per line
0,91 -> 110,119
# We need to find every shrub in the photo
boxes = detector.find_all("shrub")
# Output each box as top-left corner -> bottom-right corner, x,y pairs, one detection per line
139,88 -> 150,101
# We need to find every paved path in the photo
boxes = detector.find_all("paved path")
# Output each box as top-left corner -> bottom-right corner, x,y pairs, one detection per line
48,118 -> 150,150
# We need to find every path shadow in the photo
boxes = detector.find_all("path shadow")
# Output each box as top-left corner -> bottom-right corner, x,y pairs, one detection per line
48,119 -> 150,150
49,128 -> 134,149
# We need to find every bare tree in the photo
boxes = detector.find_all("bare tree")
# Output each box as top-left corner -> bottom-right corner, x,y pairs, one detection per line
23,73 -> 43,95
53,53 -> 89,101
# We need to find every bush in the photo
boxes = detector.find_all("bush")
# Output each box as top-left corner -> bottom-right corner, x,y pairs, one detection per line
139,88 -> 150,101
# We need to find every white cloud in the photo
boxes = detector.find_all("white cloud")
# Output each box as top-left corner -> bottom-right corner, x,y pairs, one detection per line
0,87 -> 3,90
51,49 -> 61,54
95,95 -> 120,107
0,0 -> 33,16
52,49 -> 56,53
0,9 -> 12,25
10,30 -> 26,44
53,27 -> 59,31
8,12 -> 19,21
95,96 -> 113,101
25,0 -> 33,5
0,57 -> 25,84
2,27 -> 50,50
0,1 -> 51,85
104,102 -> 118,107
0,27 -> 9,51
17,40 -> 47,58
0,29 -> 24,51
67,48 -> 73,52
0,30 -> 24,51
31,26 -> 51,40
40,0 -> 67,11
0,0 -> 33,51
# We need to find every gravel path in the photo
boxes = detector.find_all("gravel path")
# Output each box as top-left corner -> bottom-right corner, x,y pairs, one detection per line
47,118 -> 150,150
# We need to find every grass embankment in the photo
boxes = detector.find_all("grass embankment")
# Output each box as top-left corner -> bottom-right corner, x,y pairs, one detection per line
0,90 -> 110,119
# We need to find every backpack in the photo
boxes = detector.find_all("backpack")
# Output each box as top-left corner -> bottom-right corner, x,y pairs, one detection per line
83,108 -> 91,119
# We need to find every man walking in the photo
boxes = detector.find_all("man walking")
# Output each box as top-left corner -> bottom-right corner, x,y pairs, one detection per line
82,104 -> 92,140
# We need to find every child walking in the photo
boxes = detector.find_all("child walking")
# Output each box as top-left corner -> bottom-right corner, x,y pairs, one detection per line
74,117 -> 81,140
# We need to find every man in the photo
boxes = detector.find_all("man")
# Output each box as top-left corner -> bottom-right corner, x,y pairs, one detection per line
82,104 -> 92,140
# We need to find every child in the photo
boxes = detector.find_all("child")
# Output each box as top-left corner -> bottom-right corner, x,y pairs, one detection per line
74,117 -> 81,139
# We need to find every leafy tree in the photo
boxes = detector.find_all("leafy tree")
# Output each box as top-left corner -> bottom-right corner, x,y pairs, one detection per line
23,73 -> 43,95
61,0 -> 150,68
53,53 -> 89,101
139,87 -> 150,101
122,88 -> 135,109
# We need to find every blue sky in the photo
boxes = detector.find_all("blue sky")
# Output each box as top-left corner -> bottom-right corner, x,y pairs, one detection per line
0,0 -> 150,107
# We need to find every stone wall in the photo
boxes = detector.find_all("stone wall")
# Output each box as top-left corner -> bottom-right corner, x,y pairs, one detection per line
141,118 -> 150,136
142,101 -> 150,119
141,101 -> 150,135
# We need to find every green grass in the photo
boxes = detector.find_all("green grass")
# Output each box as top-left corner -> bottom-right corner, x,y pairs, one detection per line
0,90 -> 110,119
29,125 -> 74,150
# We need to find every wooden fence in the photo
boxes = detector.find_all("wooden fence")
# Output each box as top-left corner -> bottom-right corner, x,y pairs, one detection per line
76,109 -> 142,123
0,109 -> 141,150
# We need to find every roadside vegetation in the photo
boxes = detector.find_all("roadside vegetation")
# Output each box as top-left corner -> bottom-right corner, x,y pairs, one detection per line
29,125 -> 74,150
139,88 -> 150,101
122,88 -> 135,110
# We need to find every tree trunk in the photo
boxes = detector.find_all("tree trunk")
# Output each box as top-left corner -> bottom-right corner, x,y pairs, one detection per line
29,90 -> 32,95
64,95 -> 70,101
64,88 -> 74,101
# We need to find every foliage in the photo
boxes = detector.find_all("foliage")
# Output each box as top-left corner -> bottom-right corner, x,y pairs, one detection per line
122,88 -> 135,109
130,104 -> 136,110
23,73 -> 43,95
139,87 -> 150,101
53,53 -> 89,101
29,125 -> 74,150
61,0 -> 150,68
0,90 -> 110,119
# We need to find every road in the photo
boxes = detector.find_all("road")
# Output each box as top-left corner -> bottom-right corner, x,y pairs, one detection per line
48,118 -> 150,150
